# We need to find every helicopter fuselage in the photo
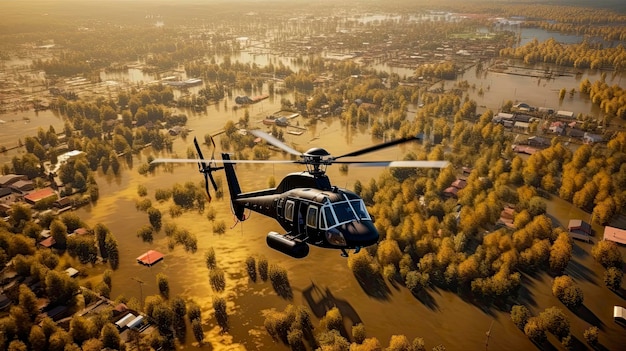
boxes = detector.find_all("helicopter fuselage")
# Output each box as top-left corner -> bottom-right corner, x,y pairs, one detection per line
229,170 -> 379,258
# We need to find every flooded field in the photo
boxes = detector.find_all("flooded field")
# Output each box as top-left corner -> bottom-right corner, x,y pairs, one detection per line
1,24 -> 625,348
61,109 -> 626,350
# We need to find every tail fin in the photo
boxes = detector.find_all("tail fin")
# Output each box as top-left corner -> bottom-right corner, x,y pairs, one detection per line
221,153 -> 245,221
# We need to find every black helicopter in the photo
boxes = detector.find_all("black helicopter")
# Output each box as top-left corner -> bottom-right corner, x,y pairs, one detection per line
152,130 -> 448,258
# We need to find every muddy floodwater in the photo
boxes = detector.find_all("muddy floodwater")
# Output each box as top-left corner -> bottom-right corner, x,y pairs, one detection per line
2,55 -> 626,349
65,108 -> 626,351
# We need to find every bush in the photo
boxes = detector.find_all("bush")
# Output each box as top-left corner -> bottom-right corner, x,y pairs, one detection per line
352,323 -> 366,344
406,270 -> 429,295
245,256 -> 257,282
591,240 -> 623,268
269,264 -> 292,299
552,276 -> 584,310
583,326 -> 599,346
205,248 -> 217,270
258,256 -> 269,281
212,220 -> 226,234
511,305 -> 531,330
209,268 -> 226,292
604,267 -> 623,290
213,297 -> 228,331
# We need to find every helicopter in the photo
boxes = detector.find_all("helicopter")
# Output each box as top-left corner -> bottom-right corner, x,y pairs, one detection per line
152,130 -> 449,258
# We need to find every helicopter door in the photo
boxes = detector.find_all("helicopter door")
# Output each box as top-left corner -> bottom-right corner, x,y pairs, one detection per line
297,202 -> 308,234
306,205 -> 318,238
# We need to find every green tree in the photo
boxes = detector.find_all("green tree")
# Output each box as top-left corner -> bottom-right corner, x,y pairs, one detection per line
591,240 -> 622,268
510,305 -> 531,330
583,326 -> 599,347
100,323 -> 121,350
28,325 -> 47,351
157,273 -> 169,298
148,207 -> 162,231
524,316 -> 546,343
49,219 -> 68,250
549,231 -> 572,274
552,276 -> 584,310
539,307 -> 570,339
69,315 -> 96,346
213,296 -> 228,331
604,267 -> 623,290
18,285 -> 39,320
352,323 -> 366,344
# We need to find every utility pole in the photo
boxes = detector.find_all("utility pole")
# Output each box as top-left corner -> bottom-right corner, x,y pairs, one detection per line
131,277 -> 145,311
485,320 -> 495,351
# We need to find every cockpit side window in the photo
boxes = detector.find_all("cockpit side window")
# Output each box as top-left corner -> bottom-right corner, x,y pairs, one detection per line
351,200 -> 370,220
324,207 -> 336,228
307,206 -> 318,228
285,200 -> 294,221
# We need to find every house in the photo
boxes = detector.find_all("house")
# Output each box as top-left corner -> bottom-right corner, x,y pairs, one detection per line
603,226 -> 626,245
0,174 -> 27,187
137,250 -> 164,266
556,110 -> 575,119
115,313 -> 136,330
38,236 -> 56,249
583,132 -> 603,144
568,219 -> 593,243
65,267 -> 79,278
549,121 -> 565,134
526,136 -> 551,147
615,306 -> 626,324
451,179 -> 467,189
10,180 -> 34,193
23,187 -> 57,205
443,186 -> 459,198
513,121 -> 530,133
0,188 -> 14,204
568,219 -> 592,235
493,112 -> 514,124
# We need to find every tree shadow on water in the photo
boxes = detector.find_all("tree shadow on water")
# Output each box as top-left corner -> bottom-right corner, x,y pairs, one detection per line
302,282 -> 363,340
574,304 -> 606,331
566,259 -> 598,285
352,270 -> 391,300
413,288 -> 439,311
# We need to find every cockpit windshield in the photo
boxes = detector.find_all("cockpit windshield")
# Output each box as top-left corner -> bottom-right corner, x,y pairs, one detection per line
322,199 -> 370,228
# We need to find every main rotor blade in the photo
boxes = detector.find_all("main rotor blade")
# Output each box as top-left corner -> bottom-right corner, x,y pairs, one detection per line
249,130 -> 302,156
333,134 -> 422,160
151,158 -> 298,165
346,160 -> 450,168
193,137 -> 208,170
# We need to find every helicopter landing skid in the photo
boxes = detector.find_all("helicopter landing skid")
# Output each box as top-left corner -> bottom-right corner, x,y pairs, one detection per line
340,246 -> 361,257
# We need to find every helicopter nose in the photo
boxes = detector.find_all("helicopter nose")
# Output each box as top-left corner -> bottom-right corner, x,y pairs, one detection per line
337,220 -> 379,247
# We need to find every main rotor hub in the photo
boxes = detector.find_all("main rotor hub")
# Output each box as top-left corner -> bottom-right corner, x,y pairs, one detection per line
303,147 -> 331,176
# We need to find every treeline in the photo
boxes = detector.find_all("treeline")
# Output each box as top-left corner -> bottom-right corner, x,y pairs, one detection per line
579,76 -> 626,120
499,38 -> 626,71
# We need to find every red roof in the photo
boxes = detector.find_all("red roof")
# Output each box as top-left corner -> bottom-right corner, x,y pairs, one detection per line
604,226 -> 626,245
137,250 -> 164,266
39,237 -> 56,248
24,187 -> 56,203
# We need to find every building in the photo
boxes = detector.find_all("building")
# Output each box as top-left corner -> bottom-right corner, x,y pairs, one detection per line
556,110 -> 575,119
137,250 -> 164,266
568,219 -> 592,243
0,174 -> 27,187
603,226 -> 626,245
23,187 -> 57,205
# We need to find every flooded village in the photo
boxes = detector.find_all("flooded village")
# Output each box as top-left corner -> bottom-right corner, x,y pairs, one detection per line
1,1 -> 626,350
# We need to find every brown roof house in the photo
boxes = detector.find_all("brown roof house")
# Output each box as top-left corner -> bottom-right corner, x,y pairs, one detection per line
24,187 -> 57,206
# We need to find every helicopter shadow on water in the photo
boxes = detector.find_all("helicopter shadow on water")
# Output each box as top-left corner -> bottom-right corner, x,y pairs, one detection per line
302,282 -> 362,338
